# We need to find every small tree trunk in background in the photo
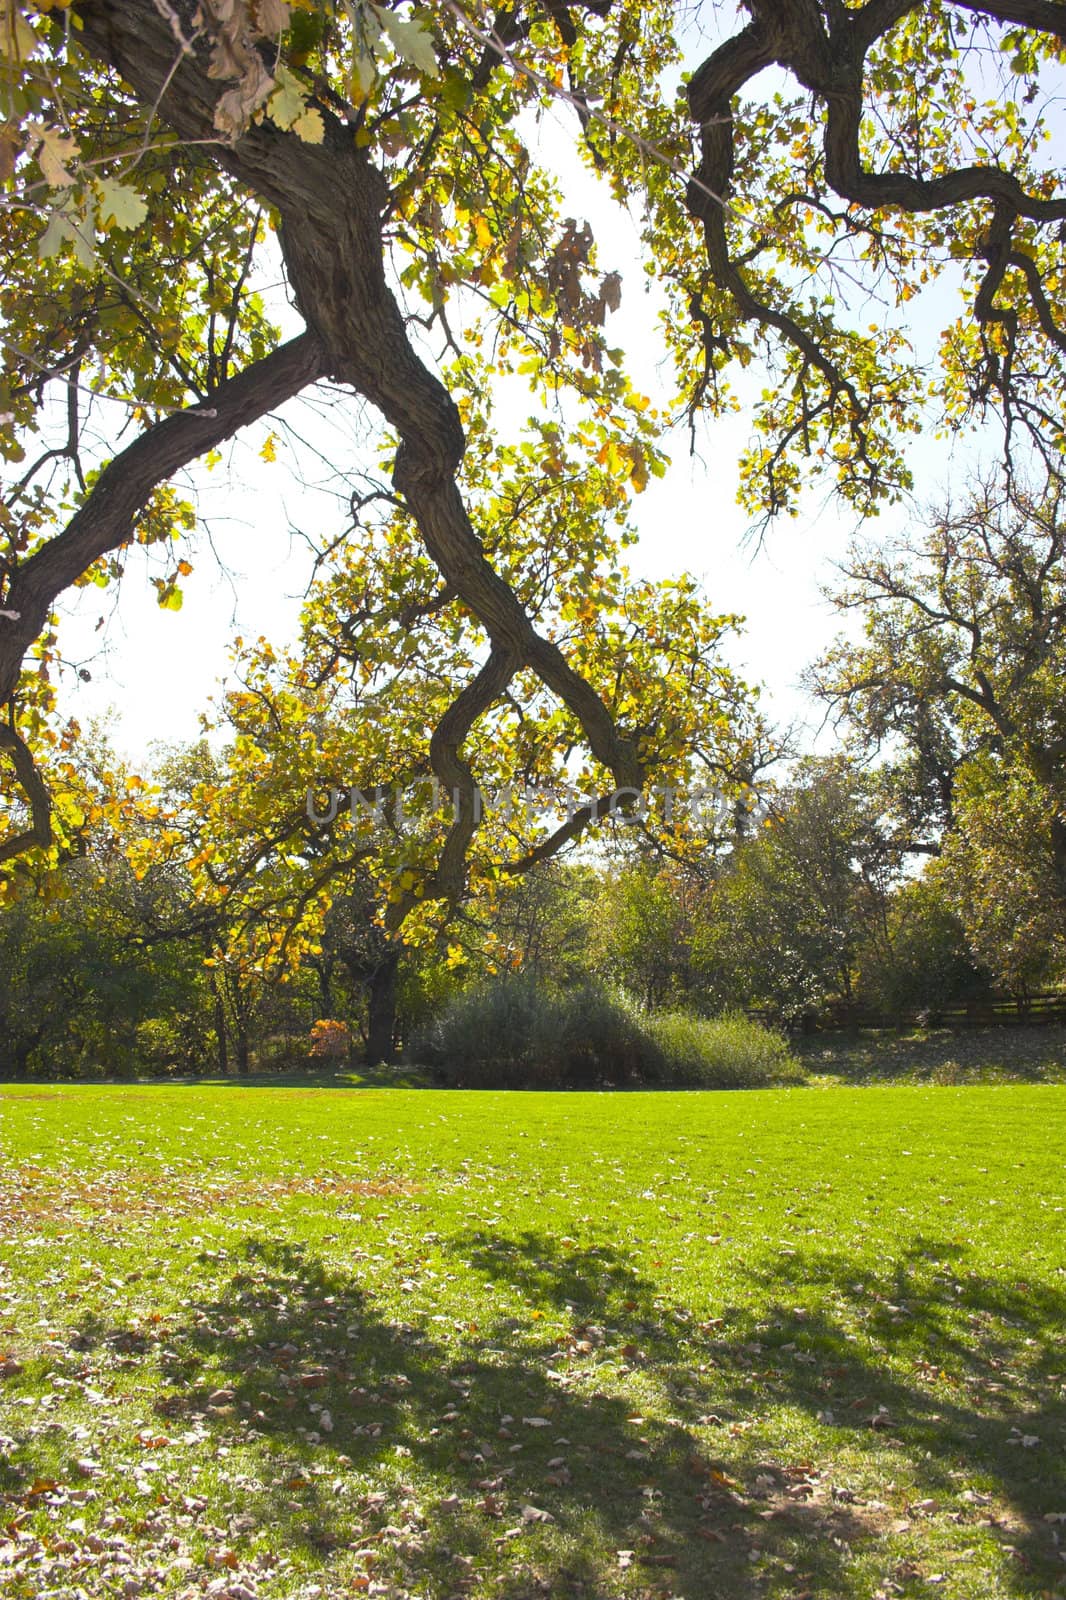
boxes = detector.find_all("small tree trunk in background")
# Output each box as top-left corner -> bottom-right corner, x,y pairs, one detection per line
315,958 -> 335,1017
15,1045 -> 31,1079
366,949 -> 400,1065
8,1033 -> 40,1079
211,975 -> 229,1076
220,967 -> 251,1075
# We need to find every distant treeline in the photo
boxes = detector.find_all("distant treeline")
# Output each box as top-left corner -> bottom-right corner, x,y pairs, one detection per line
6,751 -> 1057,1079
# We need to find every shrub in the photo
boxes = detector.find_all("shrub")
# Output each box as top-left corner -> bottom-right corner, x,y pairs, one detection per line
645,1010 -> 801,1087
409,976 -> 652,1087
134,1017 -> 184,1073
309,1019 -> 353,1060
555,983 -> 659,1086
409,977 -> 801,1089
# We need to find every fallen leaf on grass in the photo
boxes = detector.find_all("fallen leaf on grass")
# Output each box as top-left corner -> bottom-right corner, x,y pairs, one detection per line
206,1547 -> 239,1569
709,1469 -> 740,1490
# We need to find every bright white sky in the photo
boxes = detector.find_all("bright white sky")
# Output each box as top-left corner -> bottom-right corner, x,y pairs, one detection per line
53,86 -> 992,764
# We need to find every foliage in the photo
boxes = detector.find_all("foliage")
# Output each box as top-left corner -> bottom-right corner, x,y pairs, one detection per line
117,520 -> 766,1060
0,852 -> 210,1075
937,756 -> 1066,993
472,860 -> 599,986
308,1017 -> 353,1059
693,758 -> 902,1021
814,476 -> 1066,990
642,1008 -> 800,1088
591,863 -> 698,1009
410,974 -> 655,1087
858,875 -> 990,1018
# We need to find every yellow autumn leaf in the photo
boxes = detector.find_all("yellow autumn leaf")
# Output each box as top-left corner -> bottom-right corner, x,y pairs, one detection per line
627,444 -> 649,493
292,105 -> 324,144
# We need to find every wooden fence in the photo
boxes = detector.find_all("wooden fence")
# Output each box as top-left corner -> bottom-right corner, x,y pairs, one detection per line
750,991 -> 1066,1034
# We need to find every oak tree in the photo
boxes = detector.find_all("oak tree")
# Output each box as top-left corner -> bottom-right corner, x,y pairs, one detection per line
3,0 -> 1066,916
814,475 -> 1066,988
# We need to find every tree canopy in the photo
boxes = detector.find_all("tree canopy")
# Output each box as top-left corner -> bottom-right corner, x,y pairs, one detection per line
3,0 -> 1066,913
815,474 -> 1066,989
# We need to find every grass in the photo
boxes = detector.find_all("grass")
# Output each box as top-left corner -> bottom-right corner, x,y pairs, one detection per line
1,1080 -> 1064,1600
799,1024 -> 1066,1086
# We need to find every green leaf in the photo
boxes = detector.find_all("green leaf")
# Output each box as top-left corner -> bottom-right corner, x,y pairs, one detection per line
95,177 -> 148,232
378,9 -> 439,78
267,65 -> 308,132
38,200 -> 96,269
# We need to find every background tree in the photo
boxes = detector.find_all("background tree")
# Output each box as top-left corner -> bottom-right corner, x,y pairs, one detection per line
692,758 -> 903,1022
937,757 -> 1066,994
124,489 -> 766,1059
0,841 -> 215,1076
857,874 -> 989,1018
474,860 -> 599,988
592,863 -> 702,1009
317,882 -> 406,1064
813,475 -> 1066,990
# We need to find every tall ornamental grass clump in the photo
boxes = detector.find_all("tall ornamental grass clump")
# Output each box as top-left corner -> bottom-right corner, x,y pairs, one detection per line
645,1009 -> 802,1087
410,977 -> 655,1088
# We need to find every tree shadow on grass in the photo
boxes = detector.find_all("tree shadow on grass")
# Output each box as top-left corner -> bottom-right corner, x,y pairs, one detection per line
457,1227 -> 663,1322
29,1231 -> 888,1600
8,1225 -> 1063,1597
688,1234 -> 1066,1591
796,1026 -> 1066,1085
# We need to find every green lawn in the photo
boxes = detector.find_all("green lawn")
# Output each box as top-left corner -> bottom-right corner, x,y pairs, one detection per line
798,1025 -> 1066,1086
1,1082 -> 1064,1600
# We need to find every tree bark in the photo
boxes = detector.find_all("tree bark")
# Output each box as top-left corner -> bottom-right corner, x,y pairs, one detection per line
313,957 -> 335,1019
210,969 -> 229,1076
366,947 -> 400,1066
234,1024 -> 250,1076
